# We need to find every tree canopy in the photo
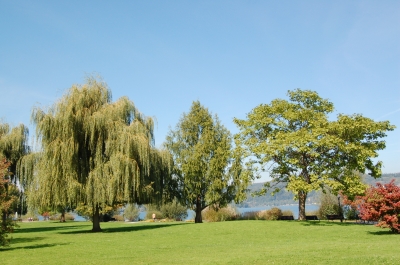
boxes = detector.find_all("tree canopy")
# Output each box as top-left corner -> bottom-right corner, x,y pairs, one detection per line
29,77 -> 172,231
0,122 -> 30,231
165,101 -> 250,223
234,89 -> 395,220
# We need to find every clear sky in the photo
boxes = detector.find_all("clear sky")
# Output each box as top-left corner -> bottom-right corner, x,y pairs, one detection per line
1,1 -> 399,180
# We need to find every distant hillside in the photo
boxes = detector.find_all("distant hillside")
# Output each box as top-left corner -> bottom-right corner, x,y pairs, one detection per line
236,172 -> 400,208
363,172 -> 400,186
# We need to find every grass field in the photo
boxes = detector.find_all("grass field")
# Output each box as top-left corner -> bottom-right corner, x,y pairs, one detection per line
1,220 -> 399,264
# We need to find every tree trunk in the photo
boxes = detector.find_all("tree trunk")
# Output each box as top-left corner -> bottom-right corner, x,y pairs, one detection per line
194,196 -> 203,223
1,211 -> 7,230
298,190 -> 307,221
60,210 -> 66,222
92,204 -> 102,232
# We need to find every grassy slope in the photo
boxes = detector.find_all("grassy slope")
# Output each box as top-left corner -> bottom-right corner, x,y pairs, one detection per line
1,220 -> 399,264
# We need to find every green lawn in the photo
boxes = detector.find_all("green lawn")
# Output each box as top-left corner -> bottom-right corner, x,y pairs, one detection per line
1,220 -> 399,264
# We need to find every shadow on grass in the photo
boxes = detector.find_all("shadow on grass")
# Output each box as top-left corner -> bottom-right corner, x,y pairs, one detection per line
9,236 -> 46,244
0,243 -> 69,252
15,223 -> 91,234
59,222 -> 191,234
367,230 -> 398,236
299,221 -> 354,227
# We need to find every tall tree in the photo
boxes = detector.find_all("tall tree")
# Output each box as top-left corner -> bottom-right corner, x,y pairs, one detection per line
30,77 -> 171,231
165,101 -> 250,223
234,89 -> 395,220
0,122 -> 30,227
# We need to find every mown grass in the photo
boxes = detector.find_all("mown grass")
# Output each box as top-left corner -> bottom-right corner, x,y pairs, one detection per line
1,220 -> 399,264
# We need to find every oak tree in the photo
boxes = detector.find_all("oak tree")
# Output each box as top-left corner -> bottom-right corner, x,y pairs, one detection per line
234,89 -> 395,220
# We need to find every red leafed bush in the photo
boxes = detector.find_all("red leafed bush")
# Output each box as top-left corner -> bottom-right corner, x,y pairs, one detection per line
359,180 -> 400,233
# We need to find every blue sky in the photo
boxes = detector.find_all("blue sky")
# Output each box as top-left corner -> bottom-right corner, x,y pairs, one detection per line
1,1 -> 399,179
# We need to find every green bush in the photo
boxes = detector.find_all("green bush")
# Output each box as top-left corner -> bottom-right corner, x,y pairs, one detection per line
123,204 -> 140,222
160,198 -> 188,220
316,191 -> 341,220
202,205 -> 239,222
145,204 -> 164,220
145,210 -> 163,220
343,206 -> 358,220
258,207 -> 282,220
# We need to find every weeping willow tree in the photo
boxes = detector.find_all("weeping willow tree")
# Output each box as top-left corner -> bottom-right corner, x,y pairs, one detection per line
0,122 -> 30,227
30,77 -> 172,231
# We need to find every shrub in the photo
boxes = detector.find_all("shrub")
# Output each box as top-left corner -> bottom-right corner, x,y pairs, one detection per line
316,191 -> 341,220
282,210 -> 294,217
202,205 -> 239,222
240,211 -> 259,220
145,205 -> 164,221
123,204 -> 140,222
0,159 -> 18,247
160,198 -> 188,220
358,180 -> 400,233
258,207 -> 282,220
113,215 -> 125,222
145,210 -> 163,220
23,212 -> 39,221
306,210 -> 318,216
48,212 -> 74,221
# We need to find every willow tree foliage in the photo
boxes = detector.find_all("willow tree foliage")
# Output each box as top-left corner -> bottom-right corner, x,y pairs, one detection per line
30,77 -> 172,231
234,89 -> 395,220
165,101 -> 251,223
0,122 -> 30,228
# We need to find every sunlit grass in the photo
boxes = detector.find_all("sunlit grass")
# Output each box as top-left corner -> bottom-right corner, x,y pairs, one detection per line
1,220 -> 399,264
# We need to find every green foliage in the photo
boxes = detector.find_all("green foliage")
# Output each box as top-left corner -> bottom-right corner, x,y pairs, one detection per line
123,203 -> 140,222
0,122 -> 30,183
160,198 -> 188,220
202,205 -> 239,222
0,122 -> 30,244
75,203 -> 92,221
145,211 -> 163,220
316,191 -> 341,220
48,212 -> 75,221
74,203 -> 116,222
165,101 -> 251,223
29,77 -> 173,231
145,204 -> 163,220
234,89 -> 395,220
